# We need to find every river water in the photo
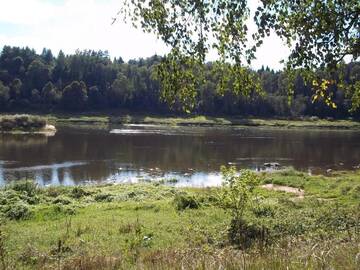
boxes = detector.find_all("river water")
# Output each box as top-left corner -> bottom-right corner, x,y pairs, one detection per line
0,124 -> 359,187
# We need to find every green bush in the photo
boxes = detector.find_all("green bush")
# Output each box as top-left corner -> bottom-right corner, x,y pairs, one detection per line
252,204 -> 277,218
94,193 -> 113,202
4,202 -> 31,220
52,196 -> 72,205
173,193 -> 200,211
70,186 -> 88,199
8,180 -> 38,197
228,218 -> 269,249
351,185 -> 360,199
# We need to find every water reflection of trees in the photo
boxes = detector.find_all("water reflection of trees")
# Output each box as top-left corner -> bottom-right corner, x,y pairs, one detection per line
0,134 -> 49,147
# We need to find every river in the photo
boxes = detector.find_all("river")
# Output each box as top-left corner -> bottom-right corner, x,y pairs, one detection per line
0,124 -> 359,187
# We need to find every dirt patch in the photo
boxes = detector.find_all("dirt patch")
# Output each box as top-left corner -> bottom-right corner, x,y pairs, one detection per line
261,184 -> 305,198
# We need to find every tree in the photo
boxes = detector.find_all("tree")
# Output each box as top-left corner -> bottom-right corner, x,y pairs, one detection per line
9,78 -> 22,100
62,81 -> 88,110
30,89 -> 41,104
0,81 -> 10,109
88,85 -> 106,109
26,59 -> 51,91
42,82 -> 60,107
108,73 -> 133,107
120,0 -> 360,111
255,0 -> 360,70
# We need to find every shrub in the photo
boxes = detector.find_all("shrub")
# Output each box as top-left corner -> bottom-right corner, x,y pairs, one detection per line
228,218 -> 269,249
219,166 -> 261,219
351,185 -> 360,199
94,193 -> 113,202
8,180 -> 38,197
52,196 -> 72,205
173,193 -> 199,211
219,166 -> 263,248
252,204 -> 277,218
4,202 -> 31,220
70,187 -> 88,199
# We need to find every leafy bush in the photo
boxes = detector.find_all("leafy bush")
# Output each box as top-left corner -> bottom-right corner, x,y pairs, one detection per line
252,204 -> 277,218
173,193 -> 200,211
228,218 -> 269,248
52,196 -> 72,205
351,185 -> 360,199
219,166 -> 264,248
219,166 -> 261,219
8,180 -> 38,197
70,187 -> 88,199
4,202 -> 31,220
94,193 -> 113,202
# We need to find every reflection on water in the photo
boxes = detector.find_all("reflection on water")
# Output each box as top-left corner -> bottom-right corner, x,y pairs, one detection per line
1,125 -> 360,186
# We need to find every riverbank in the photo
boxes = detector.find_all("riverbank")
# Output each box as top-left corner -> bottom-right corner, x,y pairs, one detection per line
2,113 -> 360,129
0,169 -> 359,269
44,113 -> 360,130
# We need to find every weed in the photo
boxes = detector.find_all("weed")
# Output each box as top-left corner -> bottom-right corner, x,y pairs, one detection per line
94,193 -> 113,202
173,193 -> 200,211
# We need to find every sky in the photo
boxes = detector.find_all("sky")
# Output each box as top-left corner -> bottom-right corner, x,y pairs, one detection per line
0,0 -> 290,70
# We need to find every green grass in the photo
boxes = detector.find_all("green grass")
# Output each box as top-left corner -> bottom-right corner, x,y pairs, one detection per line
0,170 -> 359,269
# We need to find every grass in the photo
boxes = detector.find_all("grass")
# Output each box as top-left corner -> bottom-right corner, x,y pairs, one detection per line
30,112 -> 360,129
0,169 -> 359,269
0,115 -> 47,132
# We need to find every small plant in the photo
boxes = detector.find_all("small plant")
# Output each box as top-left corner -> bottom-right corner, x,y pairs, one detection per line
173,193 -> 200,211
123,219 -> 153,264
219,166 -> 262,248
219,166 -> 261,220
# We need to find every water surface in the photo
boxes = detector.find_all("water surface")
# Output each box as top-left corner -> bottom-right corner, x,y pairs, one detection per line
1,125 -> 359,187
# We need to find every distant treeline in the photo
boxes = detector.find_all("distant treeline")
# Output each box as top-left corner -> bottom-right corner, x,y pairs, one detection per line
0,45 -> 359,118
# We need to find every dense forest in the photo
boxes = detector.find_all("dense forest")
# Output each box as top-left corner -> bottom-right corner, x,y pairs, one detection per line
0,45 -> 359,119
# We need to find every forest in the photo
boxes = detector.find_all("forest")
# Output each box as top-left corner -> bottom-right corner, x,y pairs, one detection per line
0,45 -> 359,119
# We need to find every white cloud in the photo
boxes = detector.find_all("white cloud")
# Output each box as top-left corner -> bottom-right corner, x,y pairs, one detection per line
0,0 -> 289,69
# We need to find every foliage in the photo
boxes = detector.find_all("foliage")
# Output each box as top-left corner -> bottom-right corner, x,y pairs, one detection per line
8,180 -> 38,197
219,166 -> 261,219
0,45 -> 360,116
62,81 -> 88,110
120,0 -> 360,110
173,193 -> 200,211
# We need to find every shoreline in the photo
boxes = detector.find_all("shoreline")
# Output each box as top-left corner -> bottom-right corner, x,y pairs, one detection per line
2,113 -> 360,130
43,113 -> 360,130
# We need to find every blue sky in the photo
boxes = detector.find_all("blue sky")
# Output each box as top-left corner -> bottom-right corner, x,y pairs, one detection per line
0,0 -> 290,70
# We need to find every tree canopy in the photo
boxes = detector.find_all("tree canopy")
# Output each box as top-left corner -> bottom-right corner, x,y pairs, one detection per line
120,0 -> 360,111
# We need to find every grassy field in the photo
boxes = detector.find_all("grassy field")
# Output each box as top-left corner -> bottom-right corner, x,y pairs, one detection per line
39,113 -> 360,129
0,169 -> 359,269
